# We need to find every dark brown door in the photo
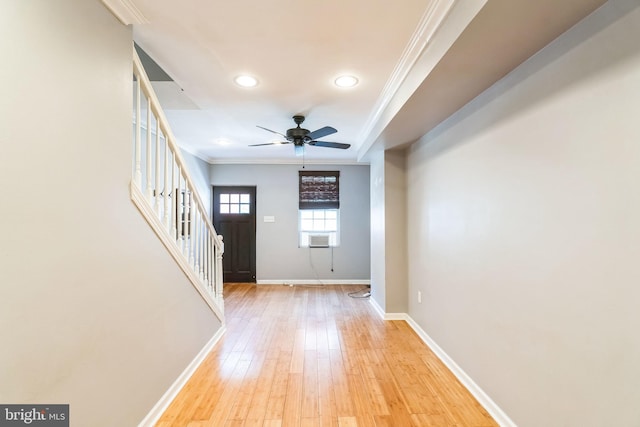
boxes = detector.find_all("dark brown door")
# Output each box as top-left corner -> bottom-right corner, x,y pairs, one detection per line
212,186 -> 256,282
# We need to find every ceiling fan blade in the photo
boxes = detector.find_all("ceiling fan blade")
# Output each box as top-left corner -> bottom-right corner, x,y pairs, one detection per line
248,141 -> 290,146
256,125 -> 288,139
306,126 -> 337,140
308,140 -> 351,149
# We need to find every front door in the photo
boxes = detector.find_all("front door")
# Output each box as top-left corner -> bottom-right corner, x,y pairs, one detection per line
212,186 -> 257,282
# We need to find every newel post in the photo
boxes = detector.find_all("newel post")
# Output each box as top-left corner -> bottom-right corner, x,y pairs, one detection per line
216,235 -> 224,301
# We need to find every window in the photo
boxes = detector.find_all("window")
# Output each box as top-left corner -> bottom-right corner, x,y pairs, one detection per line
298,171 -> 340,247
299,209 -> 339,247
219,192 -> 251,214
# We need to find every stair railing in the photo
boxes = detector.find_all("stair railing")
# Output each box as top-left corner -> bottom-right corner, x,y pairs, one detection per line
130,46 -> 224,319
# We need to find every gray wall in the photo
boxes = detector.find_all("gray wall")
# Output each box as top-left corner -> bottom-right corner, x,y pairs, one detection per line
405,0 -> 640,425
383,150 -> 408,313
210,163 -> 370,282
181,149 -> 213,217
0,1 -> 221,425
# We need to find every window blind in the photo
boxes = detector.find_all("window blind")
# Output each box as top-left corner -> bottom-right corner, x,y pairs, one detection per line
298,171 -> 340,209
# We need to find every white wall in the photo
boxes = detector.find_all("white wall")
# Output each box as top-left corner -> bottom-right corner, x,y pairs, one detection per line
369,150 -> 408,313
406,0 -> 640,425
0,1 -> 221,425
210,163 -> 370,282
370,152 -> 387,305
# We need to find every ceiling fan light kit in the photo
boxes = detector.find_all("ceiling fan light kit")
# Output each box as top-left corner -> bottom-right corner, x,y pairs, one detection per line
251,115 -> 351,154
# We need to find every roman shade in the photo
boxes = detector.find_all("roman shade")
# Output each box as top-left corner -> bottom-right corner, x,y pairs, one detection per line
298,171 -> 340,209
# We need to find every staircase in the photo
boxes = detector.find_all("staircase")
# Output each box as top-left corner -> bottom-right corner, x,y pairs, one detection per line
130,46 -> 224,320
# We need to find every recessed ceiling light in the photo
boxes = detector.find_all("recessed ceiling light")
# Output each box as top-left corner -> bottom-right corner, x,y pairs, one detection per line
334,75 -> 359,88
234,75 -> 258,88
213,138 -> 231,146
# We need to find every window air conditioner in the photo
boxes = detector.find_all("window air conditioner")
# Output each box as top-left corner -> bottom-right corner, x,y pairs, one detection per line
308,234 -> 330,248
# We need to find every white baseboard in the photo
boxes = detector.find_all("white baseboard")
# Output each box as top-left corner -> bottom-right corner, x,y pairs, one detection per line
256,279 -> 370,286
371,308 -> 516,427
368,297 -> 385,318
383,312 -> 408,321
368,298 -> 409,321
138,326 -> 226,427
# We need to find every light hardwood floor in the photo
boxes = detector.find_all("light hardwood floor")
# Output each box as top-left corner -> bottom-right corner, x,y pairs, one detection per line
156,284 -> 497,427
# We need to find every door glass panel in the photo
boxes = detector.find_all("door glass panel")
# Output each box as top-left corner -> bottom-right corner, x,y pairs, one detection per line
218,192 -> 251,215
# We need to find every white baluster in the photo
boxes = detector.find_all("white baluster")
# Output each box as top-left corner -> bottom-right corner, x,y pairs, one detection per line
213,236 -> 218,298
204,230 -> 210,289
208,234 -> 213,293
200,221 -> 207,280
193,209 -> 200,274
194,213 -> 199,276
199,217 -> 205,281
134,77 -> 142,188
201,225 -> 206,285
189,191 -> 195,267
207,232 -> 216,297
198,217 -> 205,280
171,161 -> 178,239
155,121 -> 162,216
145,98 -> 153,200
179,178 -> 185,254
163,138 -> 171,230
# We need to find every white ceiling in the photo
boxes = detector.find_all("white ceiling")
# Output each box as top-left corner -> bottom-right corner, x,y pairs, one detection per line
108,0 -> 607,164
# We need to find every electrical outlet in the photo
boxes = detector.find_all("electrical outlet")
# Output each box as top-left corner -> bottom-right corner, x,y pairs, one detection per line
418,291 -> 422,303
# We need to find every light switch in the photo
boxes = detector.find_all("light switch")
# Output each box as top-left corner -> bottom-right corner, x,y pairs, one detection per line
263,216 -> 275,223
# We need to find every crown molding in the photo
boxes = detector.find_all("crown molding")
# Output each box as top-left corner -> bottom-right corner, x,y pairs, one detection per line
357,0 -> 488,160
357,0 -> 456,144
101,0 -> 148,25
205,157 -> 368,166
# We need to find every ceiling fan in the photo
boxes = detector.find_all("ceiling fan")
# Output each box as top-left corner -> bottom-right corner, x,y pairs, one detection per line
251,115 -> 351,156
